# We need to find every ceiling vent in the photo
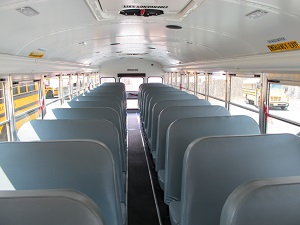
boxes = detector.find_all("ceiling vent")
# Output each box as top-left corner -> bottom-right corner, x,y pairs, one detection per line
16,7 -> 39,16
246,9 -> 268,19
119,8 -> 163,17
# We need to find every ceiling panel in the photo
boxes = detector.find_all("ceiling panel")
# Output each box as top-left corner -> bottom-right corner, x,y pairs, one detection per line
1,0 -> 300,72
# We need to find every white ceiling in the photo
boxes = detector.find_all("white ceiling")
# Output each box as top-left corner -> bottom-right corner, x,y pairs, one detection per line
0,0 -> 300,74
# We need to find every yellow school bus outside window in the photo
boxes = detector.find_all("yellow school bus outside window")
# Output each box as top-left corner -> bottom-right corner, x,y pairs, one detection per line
0,82 -> 40,141
242,78 -> 289,110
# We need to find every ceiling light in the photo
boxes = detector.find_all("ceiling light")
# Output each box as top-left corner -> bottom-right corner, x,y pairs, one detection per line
148,47 -> 156,49
166,25 -> 182,29
79,42 -> 87,45
246,9 -> 268,19
110,43 -> 120,45
16,7 -> 39,17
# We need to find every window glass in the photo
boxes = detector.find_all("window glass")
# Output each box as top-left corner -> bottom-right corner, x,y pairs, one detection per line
27,84 -> 36,92
177,73 -> 181,86
72,75 -> 78,96
44,77 -> 59,104
101,77 -> 116,83
171,73 -> 176,86
148,77 -> 163,83
208,74 -> 226,100
231,76 -> 260,111
182,74 -> 188,90
79,75 -> 84,94
197,74 -> 206,95
13,86 -> 18,95
13,81 -> 40,131
63,76 -> 71,101
0,82 -> 8,141
19,85 -> 26,93
120,77 -> 143,109
267,82 -> 300,134
188,73 -> 195,94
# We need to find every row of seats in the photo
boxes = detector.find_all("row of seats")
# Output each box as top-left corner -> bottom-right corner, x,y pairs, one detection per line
139,83 -> 300,225
0,82 -> 127,225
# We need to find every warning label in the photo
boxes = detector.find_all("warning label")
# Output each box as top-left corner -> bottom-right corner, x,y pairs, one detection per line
267,40 -> 300,52
29,51 -> 44,58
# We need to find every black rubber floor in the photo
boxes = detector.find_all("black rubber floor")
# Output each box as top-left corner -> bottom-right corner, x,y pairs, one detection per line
127,112 -> 171,225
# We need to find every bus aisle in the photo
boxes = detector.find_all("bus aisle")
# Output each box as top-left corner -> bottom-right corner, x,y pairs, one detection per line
127,112 -> 170,225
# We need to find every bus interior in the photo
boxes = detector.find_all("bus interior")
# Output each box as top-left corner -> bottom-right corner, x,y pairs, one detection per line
0,0 -> 300,225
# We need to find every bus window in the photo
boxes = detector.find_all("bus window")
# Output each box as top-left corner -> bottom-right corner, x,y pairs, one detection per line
101,77 -> 116,83
267,83 -> 300,134
208,74 -> 226,106
0,82 -> 8,141
13,86 -> 19,95
13,81 -> 40,131
120,77 -> 143,109
148,77 -> 162,83
27,84 -> 36,92
268,83 -> 289,110
19,85 -> 26,94
241,79 -> 289,110
63,76 -> 71,101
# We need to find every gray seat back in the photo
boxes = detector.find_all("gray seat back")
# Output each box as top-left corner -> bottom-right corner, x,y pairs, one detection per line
144,94 -> 198,133
0,190 -> 104,225
17,119 -> 126,203
72,96 -> 125,122
142,91 -> 185,121
140,86 -> 179,116
0,140 -> 123,225
61,102 -> 126,140
164,115 -> 260,204
84,91 -> 125,101
45,107 -> 126,153
148,99 -> 211,150
138,83 -> 166,108
178,134 -> 300,225
154,106 -> 230,161
220,176 -> 300,225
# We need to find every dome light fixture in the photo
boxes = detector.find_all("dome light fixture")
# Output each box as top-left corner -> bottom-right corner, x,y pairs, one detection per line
166,25 -> 182,29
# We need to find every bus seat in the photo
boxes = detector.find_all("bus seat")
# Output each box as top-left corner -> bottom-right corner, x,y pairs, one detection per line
60,102 -> 126,143
170,134 -> 300,225
72,96 -> 126,124
86,89 -> 126,101
220,176 -> 300,225
0,140 -> 124,225
79,93 -> 124,108
140,87 -> 179,119
138,83 -> 166,108
163,115 -> 260,204
148,99 -> 210,151
82,91 -> 127,114
17,119 -> 126,204
0,190 -> 105,225
44,107 -> 126,154
142,91 -> 186,124
138,84 -> 168,112
154,105 -> 230,163
144,94 -> 198,138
